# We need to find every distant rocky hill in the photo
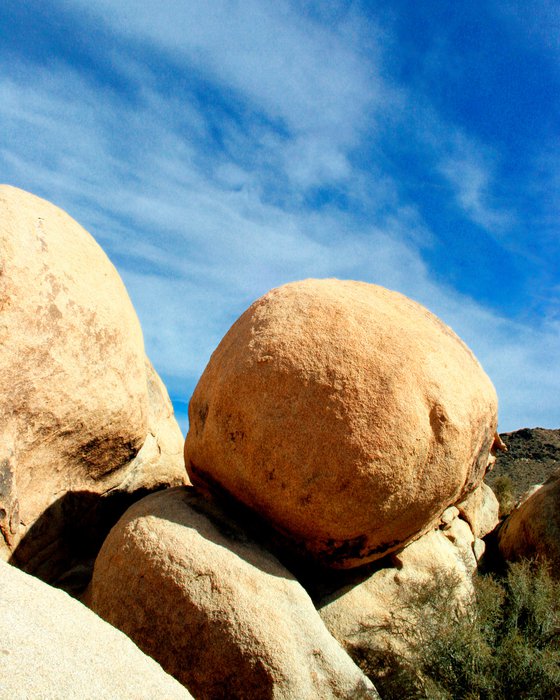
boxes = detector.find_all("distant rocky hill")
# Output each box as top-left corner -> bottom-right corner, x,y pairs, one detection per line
485,428 -> 560,499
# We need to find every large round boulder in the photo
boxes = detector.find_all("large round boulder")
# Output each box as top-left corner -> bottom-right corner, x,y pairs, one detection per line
185,279 -> 498,568
0,185 -> 185,589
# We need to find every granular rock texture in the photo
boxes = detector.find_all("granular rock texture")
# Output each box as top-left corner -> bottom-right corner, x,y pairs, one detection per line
0,560 -> 192,699
185,279 -> 498,567
90,487 -> 379,700
456,482 -> 499,539
318,526 -> 476,670
498,468 -> 560,572
0,185 -> 185,589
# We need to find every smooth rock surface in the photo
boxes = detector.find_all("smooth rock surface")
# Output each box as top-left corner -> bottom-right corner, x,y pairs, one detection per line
185,279 -> 498,567
498,468 -> 560,572
0,185 -> 186,588
90,487 -> 379,700
441,516 -> 477,573
0,560 -> 192,699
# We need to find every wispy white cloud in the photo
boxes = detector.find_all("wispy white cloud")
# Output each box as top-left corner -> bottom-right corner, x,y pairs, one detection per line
438,142 -> 513,233
62,0 -> 393,193
1,2 -> 558,433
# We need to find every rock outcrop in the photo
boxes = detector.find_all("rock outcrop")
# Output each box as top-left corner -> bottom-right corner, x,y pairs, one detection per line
185,279 -> 498,568
0,185 -> 185,591
90,487 -> 379,699
0,560 -> 192,699
318,523 -> 476,677
456,482 -> 499,539
485,427 -> 560,500
498,468 -> 560,572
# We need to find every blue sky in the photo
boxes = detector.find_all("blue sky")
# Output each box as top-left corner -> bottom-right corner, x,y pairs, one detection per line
1,1 -> 559,433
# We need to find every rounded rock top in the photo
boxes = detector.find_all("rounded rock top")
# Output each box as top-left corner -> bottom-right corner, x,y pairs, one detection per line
185,278 -> 498,568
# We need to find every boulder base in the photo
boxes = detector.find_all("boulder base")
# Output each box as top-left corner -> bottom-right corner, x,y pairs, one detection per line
90,487 -> 379,700
318,527 -> 476,676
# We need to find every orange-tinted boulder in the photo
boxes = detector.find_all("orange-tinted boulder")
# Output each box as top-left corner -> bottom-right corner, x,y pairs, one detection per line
185,279 -> 498,568
0,185 -> 185,589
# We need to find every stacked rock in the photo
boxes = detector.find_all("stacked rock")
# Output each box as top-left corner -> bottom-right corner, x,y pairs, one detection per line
91,278 -> 499,698
0,187 -> 502,699
184,279 -> 498,567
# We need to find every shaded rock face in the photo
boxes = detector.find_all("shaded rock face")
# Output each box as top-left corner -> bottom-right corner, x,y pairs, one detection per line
90,487 -> 379,700
485,427 -> 560,501
185,279 -> 498,568
498,469 -> 560,572
0,560 -> 192,699
0,185 -> 186,590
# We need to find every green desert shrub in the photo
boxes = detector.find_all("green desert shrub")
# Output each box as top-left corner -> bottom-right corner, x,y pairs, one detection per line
358,560 -> 560,699
491,475 -> 516,517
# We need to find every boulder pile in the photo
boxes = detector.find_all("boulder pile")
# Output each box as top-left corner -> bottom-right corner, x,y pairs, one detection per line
2,187 -> 508,699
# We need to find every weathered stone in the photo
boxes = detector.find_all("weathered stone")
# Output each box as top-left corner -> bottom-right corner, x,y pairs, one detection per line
90,487 -> 379,700
440,506 -> 460,529
498,468 -> 560,572
0,560 -> 192,699
185,279 -> 498,568
0,186 -> 186,590
473,538 -> 486,561
318,528 -> 475,673
456,482 -> 499,538
441,516 -> 477,573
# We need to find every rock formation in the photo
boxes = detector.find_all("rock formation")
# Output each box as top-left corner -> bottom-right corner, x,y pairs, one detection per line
317,516 -> 477,679
456,482 -> 499,539
90,487 -> 379,699
0,560 -> 192,699
185,278 -> 498,568
498,468 -> 560,573
485,427 -> 560,500
0,185 -> 185,591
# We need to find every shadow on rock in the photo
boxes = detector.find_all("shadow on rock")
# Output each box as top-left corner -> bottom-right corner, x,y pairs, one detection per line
9,486 -> 162,596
